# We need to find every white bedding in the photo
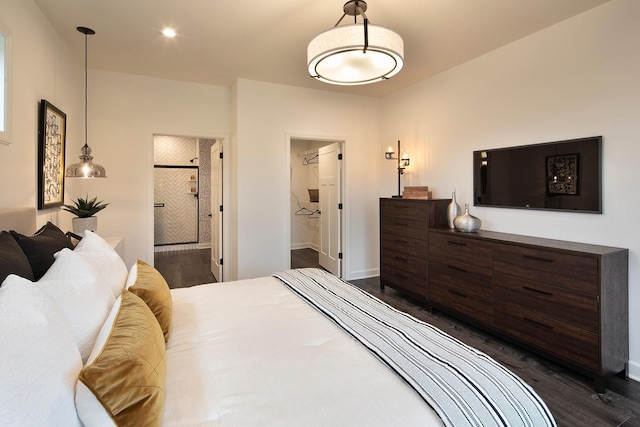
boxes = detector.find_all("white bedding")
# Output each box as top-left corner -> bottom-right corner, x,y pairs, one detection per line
164,276 -> 444,426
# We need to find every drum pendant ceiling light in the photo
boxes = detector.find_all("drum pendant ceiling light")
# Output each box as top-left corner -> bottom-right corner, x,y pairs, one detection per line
307,0 -> 404,86
66,26 -> 106,178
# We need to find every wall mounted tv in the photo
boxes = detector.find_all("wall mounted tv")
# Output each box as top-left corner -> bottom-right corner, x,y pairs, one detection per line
473,136 -> 602,213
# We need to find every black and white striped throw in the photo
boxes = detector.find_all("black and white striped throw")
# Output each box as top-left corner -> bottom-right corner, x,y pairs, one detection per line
272,268 -> 556,427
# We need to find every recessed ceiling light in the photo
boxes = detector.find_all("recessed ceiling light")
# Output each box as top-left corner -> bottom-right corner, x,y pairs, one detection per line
162,28 -> 177,38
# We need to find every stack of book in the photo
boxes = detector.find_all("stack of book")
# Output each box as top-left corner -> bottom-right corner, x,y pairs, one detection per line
402,186 -> 432,199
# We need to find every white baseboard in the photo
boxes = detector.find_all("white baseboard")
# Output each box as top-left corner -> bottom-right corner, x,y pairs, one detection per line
291,243 -> 311,250
346,268 -> 380,281
627,360 -> 640,382
291,244 -> 320,252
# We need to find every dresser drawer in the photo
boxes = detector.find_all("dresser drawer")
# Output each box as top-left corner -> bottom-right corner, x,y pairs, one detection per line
429,232 -> 493,269
381,216 -> 428,241
381,252 -> 427,276
495,304 -> 598,371
380,199 -> 428,222
493,245 -> 598,295
494,273 -> 598,332
381,234 -> 428,258
380,260 -> 429,299
429,258 -> 492,298
431,283 -> 494,326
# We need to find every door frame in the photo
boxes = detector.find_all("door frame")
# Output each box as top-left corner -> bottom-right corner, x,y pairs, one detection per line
147,132 -> 231,281
210,141 -> 223,282
285,133 -> 348,279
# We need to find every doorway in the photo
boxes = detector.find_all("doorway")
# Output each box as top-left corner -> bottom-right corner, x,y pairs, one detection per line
153,135 -> 219,252
290,138 -> 343,277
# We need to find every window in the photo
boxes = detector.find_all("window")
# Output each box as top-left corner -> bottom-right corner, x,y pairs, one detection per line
0,25 -> 12,145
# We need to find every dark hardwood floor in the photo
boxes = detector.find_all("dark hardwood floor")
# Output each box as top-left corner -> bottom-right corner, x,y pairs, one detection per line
154,248 -> 215,288
156,247 -> 640,427
291,246 -> 322,269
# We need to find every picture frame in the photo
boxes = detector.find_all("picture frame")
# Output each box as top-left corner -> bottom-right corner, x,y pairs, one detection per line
546,153 -> 579,195
37,99 -> 66,209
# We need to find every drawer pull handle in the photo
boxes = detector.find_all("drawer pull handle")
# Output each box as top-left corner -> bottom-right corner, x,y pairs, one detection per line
523,317 -> 554,330
447,265 -> 467,273
447,240 -> 467,247
448,289 -> 467,298
523,254 -> 553,263
523,286 -> 553,297
395,223 -> 409,227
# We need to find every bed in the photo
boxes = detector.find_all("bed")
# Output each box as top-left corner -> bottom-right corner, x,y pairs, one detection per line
0,208 -> 556,427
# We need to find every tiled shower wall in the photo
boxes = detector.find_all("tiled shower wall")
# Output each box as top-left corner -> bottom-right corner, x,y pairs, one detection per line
198,139 -> 216,245
153,135 -> 216,249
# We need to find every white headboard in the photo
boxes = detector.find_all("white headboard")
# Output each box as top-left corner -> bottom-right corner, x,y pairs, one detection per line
0,207 -> 36,235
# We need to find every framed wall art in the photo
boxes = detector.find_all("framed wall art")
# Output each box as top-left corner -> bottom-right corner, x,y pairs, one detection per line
37,99 -> 66,209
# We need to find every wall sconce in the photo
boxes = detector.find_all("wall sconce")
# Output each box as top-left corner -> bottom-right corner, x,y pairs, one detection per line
385,140 -> 410,198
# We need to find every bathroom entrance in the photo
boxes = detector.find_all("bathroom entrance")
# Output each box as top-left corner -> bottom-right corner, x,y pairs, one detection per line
152,135 -> 218,251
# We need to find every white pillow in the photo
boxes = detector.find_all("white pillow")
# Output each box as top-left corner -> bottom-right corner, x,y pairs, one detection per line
0,276 -> 83,427
74,230 -> 128,297
124,261 -> 138,288
75,295 -> 122,427
38,248 -> 116,362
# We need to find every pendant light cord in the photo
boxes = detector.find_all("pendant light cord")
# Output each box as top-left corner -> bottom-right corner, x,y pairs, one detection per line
83,31 -> 88,149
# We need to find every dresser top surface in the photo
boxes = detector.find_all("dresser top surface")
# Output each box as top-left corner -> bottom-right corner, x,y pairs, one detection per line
430,228 -> 627,256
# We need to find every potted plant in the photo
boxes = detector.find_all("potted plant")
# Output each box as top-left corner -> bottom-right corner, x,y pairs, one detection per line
62,195 -> 109,234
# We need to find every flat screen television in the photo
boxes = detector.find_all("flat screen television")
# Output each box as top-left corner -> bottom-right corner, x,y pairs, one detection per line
473,136 -> 602,213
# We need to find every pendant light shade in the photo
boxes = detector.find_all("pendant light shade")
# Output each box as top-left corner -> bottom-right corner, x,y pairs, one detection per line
66,26 -> 106,178
307,1 -> 404,86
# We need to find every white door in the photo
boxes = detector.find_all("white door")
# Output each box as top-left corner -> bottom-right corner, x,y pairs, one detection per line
210,142 -> 223,281
318,142 -> 342,277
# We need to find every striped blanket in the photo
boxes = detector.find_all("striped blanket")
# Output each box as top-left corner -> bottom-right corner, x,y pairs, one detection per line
272,268 -> 556,427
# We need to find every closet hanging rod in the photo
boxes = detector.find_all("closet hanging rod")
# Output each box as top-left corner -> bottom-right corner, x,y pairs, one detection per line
297,148 -> 319,157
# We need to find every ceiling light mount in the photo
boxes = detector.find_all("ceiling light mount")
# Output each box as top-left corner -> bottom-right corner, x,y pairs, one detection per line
307,0 -> 404,86
342,0 -> 367,19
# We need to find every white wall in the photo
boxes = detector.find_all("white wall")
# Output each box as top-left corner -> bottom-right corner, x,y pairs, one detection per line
80,70 -> 231,268
0,0 -> 82,223
381,0 -> 640,380
233,79 -> 383,280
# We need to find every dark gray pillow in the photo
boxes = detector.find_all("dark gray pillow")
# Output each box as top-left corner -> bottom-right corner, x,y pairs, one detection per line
0,231 -> 35,284
10,222 -> 74,280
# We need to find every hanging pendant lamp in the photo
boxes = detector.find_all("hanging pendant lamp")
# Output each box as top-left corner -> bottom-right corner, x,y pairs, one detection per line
65,26 -> 106,178
307,0 -> 404,86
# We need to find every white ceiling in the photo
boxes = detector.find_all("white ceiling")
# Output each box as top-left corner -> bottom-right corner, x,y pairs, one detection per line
34,0 -> 610,98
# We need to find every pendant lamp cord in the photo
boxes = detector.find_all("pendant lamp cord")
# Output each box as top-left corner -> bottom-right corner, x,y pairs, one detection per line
83,32 -> 88,150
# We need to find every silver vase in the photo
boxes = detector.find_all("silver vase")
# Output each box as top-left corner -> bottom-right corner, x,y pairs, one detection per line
454,204 -> 481,233
446,191 -> 461,229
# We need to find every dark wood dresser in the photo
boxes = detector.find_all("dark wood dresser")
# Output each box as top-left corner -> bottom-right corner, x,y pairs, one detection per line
429,228 -> 628,391
379,198 -> 449,302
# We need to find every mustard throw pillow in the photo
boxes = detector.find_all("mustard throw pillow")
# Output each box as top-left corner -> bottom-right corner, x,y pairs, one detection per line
76,291 -> 166,427
127,259 -> 173,341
